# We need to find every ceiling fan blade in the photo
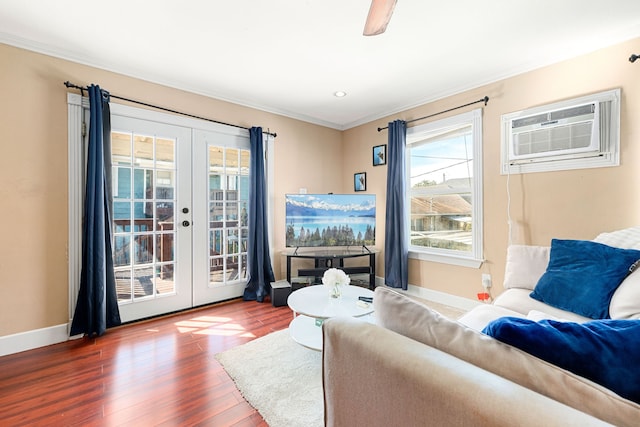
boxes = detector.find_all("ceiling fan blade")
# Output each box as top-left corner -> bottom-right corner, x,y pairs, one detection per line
363,0 -> 397,36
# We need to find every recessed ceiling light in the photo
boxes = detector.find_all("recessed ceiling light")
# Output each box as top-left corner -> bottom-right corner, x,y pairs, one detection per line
334,91 -> 347,98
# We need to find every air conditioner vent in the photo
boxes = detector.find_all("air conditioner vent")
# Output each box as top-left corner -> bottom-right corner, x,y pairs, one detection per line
500,89 -> 620,175
513,121 -> 594,157
509,102 -> 598,161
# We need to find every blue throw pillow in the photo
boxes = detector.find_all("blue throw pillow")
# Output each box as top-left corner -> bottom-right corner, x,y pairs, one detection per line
483,317 -> 640,404
530,239 -> 640,319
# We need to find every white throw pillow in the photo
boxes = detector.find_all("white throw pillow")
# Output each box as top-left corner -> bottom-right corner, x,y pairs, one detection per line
594,226 -> 640,249
503,245 -> 550,290
592,227 -> 640,319
610,269 -> 640,319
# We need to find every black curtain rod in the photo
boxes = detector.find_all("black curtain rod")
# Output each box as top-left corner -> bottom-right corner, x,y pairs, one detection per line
64,81 -> 277,138
377,96 -> 490,132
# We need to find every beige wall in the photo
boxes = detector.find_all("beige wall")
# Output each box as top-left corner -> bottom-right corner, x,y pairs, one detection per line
344,37 -> 640,299
1,36 -> 639,339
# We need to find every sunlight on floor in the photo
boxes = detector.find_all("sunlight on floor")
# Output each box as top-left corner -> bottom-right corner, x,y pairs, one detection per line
173,315 -> 256,337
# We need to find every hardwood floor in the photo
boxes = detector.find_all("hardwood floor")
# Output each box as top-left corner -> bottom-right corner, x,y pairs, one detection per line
0,299 -> 293,426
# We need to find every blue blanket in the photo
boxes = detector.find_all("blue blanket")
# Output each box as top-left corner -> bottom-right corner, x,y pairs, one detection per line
483,317 -> 640,404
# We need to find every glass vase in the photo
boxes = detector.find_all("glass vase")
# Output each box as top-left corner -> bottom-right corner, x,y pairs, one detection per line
329,284 -> 342,299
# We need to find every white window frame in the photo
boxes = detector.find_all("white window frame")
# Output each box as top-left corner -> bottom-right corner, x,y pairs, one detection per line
406,108 -> 483,268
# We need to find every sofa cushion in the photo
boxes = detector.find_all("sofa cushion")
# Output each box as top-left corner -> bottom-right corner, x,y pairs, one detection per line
526,309 -> 566,322
373,287 -> 640,426
610,269 -> 640,319
483,317 -> 640,404
503,245 -> 550,290
494,288 -> 591,322
456,302 -> 577,331
530,239 -> 640,319
457,303 -> 526,331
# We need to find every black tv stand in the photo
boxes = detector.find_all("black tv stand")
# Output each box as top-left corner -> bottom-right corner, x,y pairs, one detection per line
284,248 -> 378,290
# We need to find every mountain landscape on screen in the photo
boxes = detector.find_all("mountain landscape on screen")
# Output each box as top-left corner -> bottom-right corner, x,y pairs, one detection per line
285,194 -> 376,248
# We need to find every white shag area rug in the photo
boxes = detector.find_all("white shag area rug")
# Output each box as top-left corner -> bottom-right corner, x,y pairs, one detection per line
215,329 -> 323,427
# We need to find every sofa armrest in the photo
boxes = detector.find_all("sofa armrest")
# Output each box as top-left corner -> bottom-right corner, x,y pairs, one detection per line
322,317 -> 612,427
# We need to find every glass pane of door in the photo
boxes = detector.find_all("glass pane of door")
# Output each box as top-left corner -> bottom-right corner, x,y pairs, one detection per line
113,132 -> 177,301
208,146 -> 249,285
110,115 -> 192,322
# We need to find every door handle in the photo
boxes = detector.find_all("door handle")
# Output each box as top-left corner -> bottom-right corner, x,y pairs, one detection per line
182,220 -> 190,227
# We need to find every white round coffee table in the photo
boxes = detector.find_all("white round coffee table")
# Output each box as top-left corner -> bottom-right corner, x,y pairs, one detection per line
287,285 -> 375,351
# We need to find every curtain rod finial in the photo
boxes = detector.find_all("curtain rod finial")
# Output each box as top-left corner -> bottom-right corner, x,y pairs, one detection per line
484,96 -> 489,106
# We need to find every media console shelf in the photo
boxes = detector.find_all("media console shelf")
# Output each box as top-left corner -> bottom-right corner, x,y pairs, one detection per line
283,248 -> 378,290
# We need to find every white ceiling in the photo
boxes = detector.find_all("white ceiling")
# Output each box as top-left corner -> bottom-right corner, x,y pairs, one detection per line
2,1 -> 640,130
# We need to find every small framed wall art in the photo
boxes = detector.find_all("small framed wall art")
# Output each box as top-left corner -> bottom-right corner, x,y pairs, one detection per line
354,172 -> 366,192
373,144 -> 387,166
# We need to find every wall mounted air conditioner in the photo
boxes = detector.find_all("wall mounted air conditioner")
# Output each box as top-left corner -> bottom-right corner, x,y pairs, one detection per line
500,89 -> 620,175
509,102 -> 599,162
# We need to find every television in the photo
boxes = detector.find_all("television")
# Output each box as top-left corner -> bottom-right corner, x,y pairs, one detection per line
285,193 -> 376,248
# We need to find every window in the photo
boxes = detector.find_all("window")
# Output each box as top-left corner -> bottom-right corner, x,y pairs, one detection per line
406,109 -> 483,268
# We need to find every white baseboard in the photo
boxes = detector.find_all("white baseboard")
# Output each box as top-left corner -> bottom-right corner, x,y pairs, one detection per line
401,285 -> 481,311
375,276 -> 480,312
0,323 -> 70,357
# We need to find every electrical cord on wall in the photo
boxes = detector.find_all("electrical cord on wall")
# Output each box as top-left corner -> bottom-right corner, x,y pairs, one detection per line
486,288 -> 494,304
506,164 -> 513,246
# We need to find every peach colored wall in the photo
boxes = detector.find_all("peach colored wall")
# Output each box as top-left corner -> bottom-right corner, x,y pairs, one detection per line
271,123 -> 345,276
344,37 -> 640,300
0,43 -> 342,337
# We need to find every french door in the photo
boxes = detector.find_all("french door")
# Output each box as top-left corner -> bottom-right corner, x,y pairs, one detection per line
110,107 -> 251,323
